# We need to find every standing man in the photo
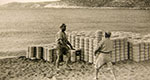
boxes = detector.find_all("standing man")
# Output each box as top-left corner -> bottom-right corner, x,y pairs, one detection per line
56,23 -> 74,70
94,32 -> 116,80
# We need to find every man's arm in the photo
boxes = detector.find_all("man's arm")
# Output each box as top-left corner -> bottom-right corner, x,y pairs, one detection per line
94,41 -> 104,56
94,46 -> 101,56
67,41 -> 74,50
57,39 -> 63,45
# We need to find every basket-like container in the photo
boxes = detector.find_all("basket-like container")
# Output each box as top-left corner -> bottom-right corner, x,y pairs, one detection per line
52,48 -> 57,63
71,34 -> 76,48
75,36 -> 80,49
110,37 -> 129,62
84,37 -> 89,62
144,42 -> 150,60
128,40 -> 147,62
89,38 -> 94,63
26,46 -> 30,58
43,46 -> 48,60
128,41 -> 133,60
79,36 -> 84,61
27,45 -> 37,59
43,45 -> 52,62
42,44 -> 52,60
47,48 -> 55,62
36,45 -> 44,59
132,42 -> 141,62
70,50 -> 76,62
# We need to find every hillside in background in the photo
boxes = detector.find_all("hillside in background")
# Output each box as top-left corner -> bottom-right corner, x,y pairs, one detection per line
0,0 -> 150,9
62,0 -> 150,7
0,1 -> 68,9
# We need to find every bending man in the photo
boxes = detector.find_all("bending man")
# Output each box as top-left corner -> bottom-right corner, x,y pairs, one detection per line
94,31 -> 116,80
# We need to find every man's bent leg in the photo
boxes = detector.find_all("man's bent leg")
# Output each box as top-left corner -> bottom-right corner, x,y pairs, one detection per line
95,64 -> 105,80
107,62 -> 117,80
95,67 -> 100,80
65,50 -> 71,68
56,49 -> 61,69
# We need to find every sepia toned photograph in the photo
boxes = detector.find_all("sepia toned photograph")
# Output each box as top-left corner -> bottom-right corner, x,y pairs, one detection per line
0,0 -> 150,80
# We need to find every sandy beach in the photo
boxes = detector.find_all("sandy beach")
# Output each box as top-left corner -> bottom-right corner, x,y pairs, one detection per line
0,56 -> 150,80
